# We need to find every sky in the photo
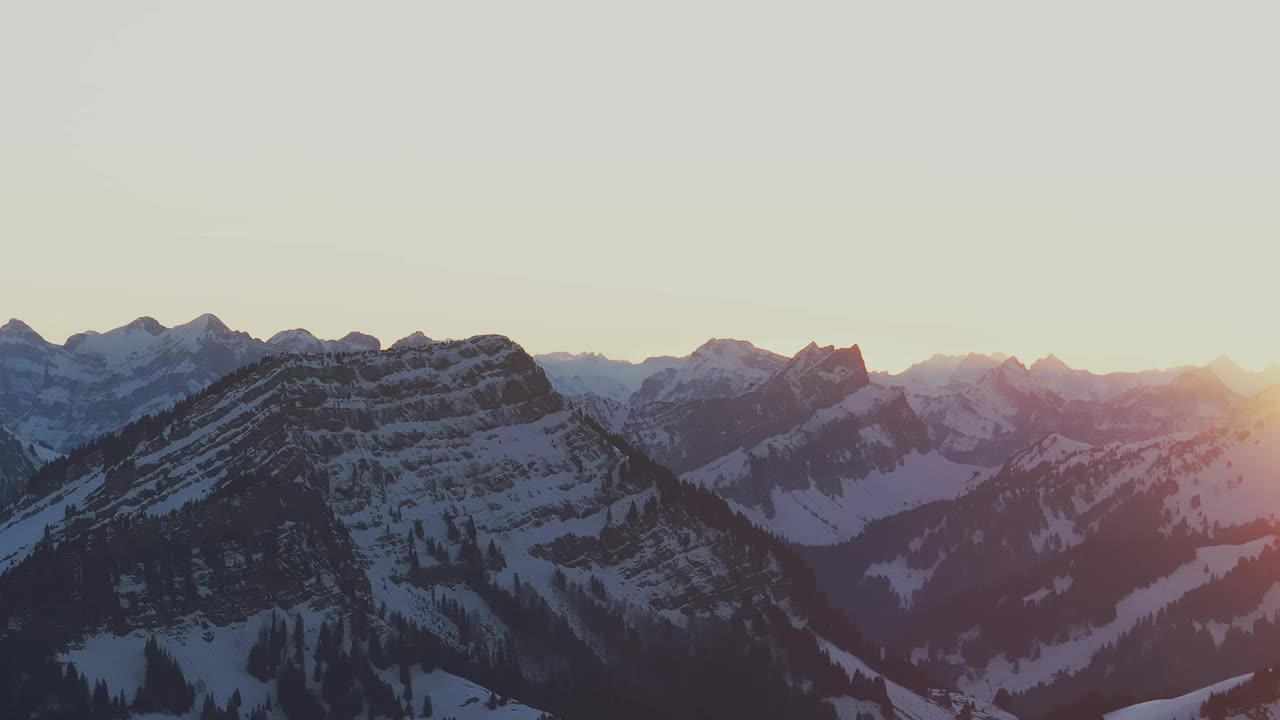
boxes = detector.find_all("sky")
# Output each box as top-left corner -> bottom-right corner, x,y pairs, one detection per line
2,1 -> 1278,373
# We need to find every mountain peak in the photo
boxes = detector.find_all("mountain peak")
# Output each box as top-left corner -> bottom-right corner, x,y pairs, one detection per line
268,328 -> 317,342
1170,366 -> 1233,394
1208,355 -> 1245,374
0,319 -> 45,343
338,331 -> 381,352
182,313 -> 231,334
268,329 -> 381,353
1030,353 -> 1071,373
979,355 -> 1035,394
997,355 -> 1028,373
629,339 -> 786,404
793,341 -> 825,361
778,342 -> 867,388
692,338 -> 758,358
391,331 -> 434,349
124,316 -> 167,335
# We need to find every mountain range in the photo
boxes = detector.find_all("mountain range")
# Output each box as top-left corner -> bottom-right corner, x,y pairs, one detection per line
0,316 -> 434,455
0,333 -> 1009,720
5,315 -> 1280,719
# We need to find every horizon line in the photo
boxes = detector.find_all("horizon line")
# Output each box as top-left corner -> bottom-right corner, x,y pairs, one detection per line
4,313 -> 1275,378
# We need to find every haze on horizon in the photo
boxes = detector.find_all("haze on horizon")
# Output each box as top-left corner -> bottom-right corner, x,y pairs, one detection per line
3,1 -> 1278,374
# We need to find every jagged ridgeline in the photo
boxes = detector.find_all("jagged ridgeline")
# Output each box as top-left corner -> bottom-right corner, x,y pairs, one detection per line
0,336 -> 924,720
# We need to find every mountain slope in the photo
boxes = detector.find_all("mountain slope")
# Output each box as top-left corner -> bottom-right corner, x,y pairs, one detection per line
909,358 -> 1068,465
0,315 -> 277,454
0,424 -> 44,506
621,342 -> 984,545
806,399 -> 1280,717
1104,672 -> 1255,720
1026,355 -> 1181,402
0,315 -> 400,460
536,339 -> 785,406
533,352 -> 681,402
0,336 -> 977,719
1208,356 -> 1280,397
910,359 -> 1239,466
631,338 -> 787,405
874,353 -> 1009,398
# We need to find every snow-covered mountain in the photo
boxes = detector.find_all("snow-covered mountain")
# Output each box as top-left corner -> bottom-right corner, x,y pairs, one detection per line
618,342 -> 986,545
1207,356 -> 1280,397
630,338 -> 787,405
883,351 -> 1277,410
872,353 -> 1010,398
564,392 -> 630,434
266,328 -> 382,354
532,351 -> 682,402
908,358 -> 1069,465
539,344 -> 1258,554
1105,667 -> 1280,720
908,358 -> 1240,466
0,315 -> 277,454
0,316 -> 403,455
535,339 -> 785,406
390,331 -> 434,349
805,396 -> 1280,717
543,346 -> 1236,547
1025,355 -> 1182,402
0,336 -> 995,720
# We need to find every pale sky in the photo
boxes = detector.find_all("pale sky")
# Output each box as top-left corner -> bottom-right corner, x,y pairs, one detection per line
3,1 -> 1278,373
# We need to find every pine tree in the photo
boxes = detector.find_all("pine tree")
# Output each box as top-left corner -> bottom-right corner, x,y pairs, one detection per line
134,636 -> 195,714
92,678 -> 111,718
486,539 -> 506,570
293,615 -> 305,667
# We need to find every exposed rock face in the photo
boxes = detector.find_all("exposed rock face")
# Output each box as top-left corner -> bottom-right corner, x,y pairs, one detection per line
0,424 -> 42,506
624,343 -> 878,475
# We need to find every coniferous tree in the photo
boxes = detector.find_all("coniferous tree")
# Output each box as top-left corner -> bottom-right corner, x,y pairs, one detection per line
134,636 -> 195,714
